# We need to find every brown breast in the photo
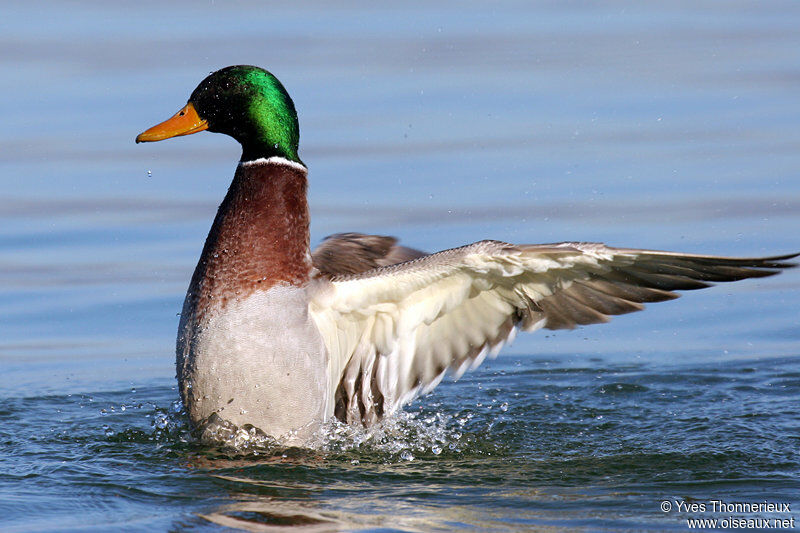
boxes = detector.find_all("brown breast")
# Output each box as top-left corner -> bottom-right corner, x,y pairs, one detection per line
185,159 -> 313,318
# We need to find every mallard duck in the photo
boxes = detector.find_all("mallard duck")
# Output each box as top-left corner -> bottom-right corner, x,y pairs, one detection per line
136,65 -> 797,446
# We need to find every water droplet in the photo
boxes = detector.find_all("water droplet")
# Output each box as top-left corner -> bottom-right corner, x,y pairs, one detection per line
400,450 -> 414,461
500,402 -> 509,412
153,413 -> 169,430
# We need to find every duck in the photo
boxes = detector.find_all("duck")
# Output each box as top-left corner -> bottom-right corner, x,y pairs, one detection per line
136,65 -> 797,446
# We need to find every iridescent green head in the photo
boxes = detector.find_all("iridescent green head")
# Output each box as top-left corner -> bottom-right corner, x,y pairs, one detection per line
136,65 -> 303,164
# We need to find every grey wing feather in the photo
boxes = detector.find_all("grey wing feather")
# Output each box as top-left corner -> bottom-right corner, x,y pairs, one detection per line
531,245 -> 798,330
312,232 -> 427,277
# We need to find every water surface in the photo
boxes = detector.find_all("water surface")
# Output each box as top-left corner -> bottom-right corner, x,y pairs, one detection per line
2,1 -> 799,531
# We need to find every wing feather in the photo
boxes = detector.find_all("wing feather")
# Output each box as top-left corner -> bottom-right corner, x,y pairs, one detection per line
312,232 -> 426,277
308,241 -> 797,424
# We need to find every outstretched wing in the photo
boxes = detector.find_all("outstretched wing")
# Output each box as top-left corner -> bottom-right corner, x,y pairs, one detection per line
308,240 -> 796,425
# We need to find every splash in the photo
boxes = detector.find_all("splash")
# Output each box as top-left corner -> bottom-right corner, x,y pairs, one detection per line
310,410 -> 462,459
184,407 -> 484,461
96,389 -> 505,462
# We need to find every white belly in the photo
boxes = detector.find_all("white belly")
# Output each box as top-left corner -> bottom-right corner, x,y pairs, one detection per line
177,285 -> 329,444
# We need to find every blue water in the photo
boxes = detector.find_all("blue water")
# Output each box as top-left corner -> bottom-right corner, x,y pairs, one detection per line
2,1 -> 799,531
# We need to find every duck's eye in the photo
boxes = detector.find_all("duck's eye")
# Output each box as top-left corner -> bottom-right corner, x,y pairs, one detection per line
179,111 -> 185,116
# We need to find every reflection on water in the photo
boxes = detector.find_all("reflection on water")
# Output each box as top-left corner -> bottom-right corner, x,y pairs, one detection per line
201,501 -> 345,533
198,494 -> 550,532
